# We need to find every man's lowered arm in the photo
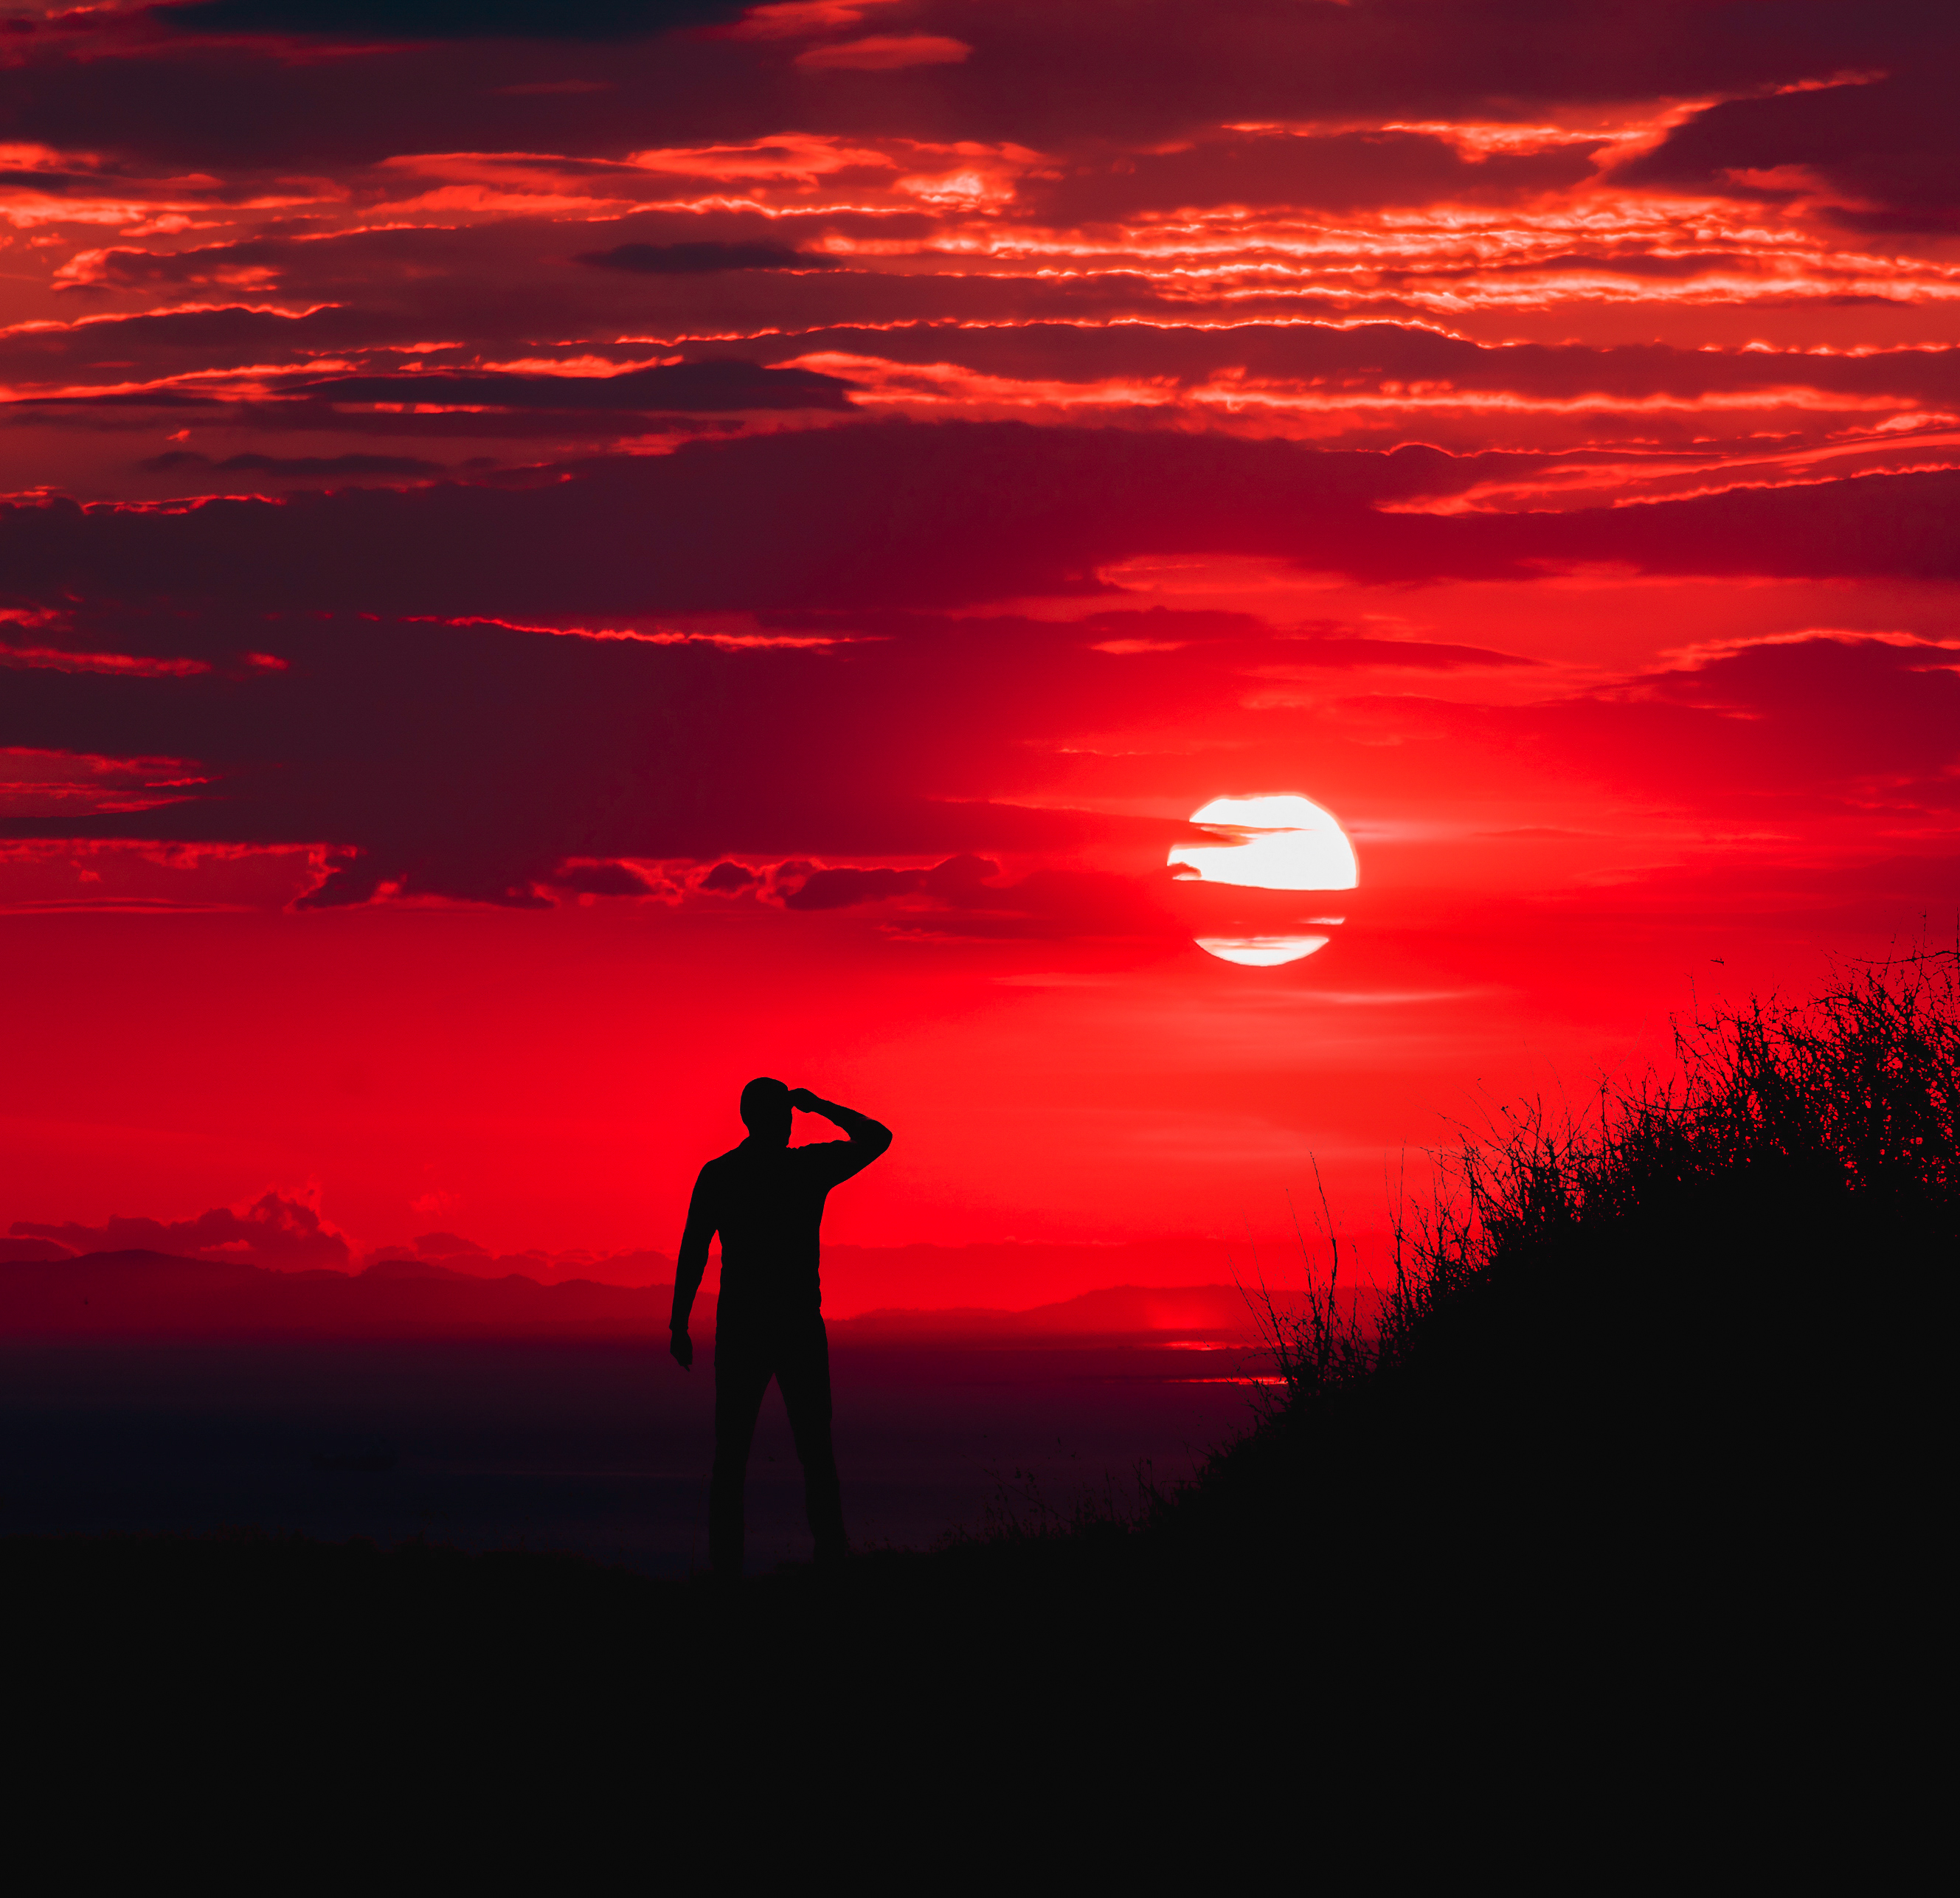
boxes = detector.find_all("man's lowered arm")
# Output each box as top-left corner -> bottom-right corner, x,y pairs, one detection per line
669,1171 -> 716,1370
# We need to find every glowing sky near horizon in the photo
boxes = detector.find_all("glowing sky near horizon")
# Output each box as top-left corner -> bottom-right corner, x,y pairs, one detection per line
1,0 -> 1956,1286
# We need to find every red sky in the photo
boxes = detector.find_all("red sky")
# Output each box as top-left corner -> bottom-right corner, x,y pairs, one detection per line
2,0 -> 1956,1295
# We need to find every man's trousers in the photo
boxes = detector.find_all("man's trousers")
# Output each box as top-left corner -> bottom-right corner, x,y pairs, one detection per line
710,1315 -> 847,1576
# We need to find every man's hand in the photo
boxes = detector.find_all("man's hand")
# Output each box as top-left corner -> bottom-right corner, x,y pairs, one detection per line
669,1327 -> 693,1371
787,1087 -> 821,1112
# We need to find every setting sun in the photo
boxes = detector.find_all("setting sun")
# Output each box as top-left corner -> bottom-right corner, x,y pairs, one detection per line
1168,796 -> 1360,892
1169,796 -> 1357,966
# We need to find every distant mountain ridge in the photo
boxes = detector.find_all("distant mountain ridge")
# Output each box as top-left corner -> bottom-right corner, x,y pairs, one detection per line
4,1225 -> 1262,1308
0,1249 -> 1280,1342
1,1202 -> 675,1287
0,1250 -> 672,1340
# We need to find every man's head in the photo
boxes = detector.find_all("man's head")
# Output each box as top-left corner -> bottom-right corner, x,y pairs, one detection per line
740,1076 -> 792,1146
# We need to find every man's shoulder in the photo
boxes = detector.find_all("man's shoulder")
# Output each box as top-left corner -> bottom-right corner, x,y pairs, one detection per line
696,1146 -> 749,1180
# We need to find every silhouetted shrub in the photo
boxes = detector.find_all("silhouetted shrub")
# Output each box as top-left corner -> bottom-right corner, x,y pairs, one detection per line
1261,944 -> 1956,1404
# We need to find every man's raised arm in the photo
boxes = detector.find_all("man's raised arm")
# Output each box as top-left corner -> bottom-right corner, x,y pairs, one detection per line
669,1168 -> 716,1370
789,1089 -> 893,1174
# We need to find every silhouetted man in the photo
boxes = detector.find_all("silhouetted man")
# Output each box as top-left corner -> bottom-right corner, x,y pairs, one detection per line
671,1079 -> 893,1577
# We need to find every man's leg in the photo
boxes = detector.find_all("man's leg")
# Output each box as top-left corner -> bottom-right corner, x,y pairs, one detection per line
710,1331 -> 774,1579
775,1316 -> 848,1563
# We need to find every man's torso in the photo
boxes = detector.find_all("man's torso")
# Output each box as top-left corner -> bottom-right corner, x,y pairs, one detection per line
699,1140 -> 859,1324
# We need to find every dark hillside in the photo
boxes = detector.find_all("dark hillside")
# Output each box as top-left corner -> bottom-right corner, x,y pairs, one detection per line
1180,952 -> 1950,1543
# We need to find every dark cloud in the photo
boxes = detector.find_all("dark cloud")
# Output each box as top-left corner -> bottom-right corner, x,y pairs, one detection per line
0,306 -> 414,384
1278,633 -> 1538,671
1633,633 -> 1960,785
574,240 -> 832,274
914,863 -> 1177,941
12,1189 -> 351,1272
778,853 -> 1177,939
27,254 -> 1960,420
56,240 -> 339,294
9,0 -> 1946,176
1039,128 -> 1604,223
4,575 -> 1440,908
842,0 -> 1956,150
782,864 -> 924,910
50,223 -> 690,307
0,30 -> 787,172
0,165 -> 155,197
0,424 -> 1543,620
544,859 -> 666,896
153,0 -> 749,41
1620,69 -> 1960,231
285,360 -> 856,413
138,451 -> 452,477
2,413 -> 1956,911
998,606 -> 1534,669
17,395 -> 736,448
732,322 -> 1960,411
0,603 -> 1186,904
2,595 -> 1952,910
696,859 -> 760,892
1413,469 -> 1960,588
1384,634 -> 1960,820
30,230 -> 1224,370
3,426 -> 1956,634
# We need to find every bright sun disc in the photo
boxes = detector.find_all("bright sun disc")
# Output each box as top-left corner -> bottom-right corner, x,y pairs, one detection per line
1168,794 -> 1359,892
1172,794 -> 1357,967
1194,934 -> 1331,966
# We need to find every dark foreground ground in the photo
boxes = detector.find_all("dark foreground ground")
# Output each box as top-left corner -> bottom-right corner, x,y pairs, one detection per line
1,1251 -> 1925,1879
1,1223 -> 1933,1868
